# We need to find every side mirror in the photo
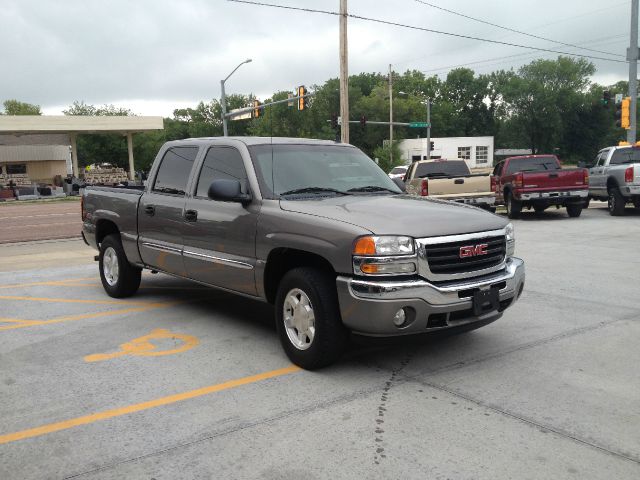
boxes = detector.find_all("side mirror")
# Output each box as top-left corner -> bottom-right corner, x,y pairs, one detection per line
577,161 -> 586,168
208,179 -> 251,204
392,176 -> 406,192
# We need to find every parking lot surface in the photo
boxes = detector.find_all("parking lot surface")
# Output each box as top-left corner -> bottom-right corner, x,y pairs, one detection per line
1,203 -> 639,479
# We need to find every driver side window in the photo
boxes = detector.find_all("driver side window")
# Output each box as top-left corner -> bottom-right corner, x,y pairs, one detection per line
195,147 -> 248,198
596,151 -> 608,167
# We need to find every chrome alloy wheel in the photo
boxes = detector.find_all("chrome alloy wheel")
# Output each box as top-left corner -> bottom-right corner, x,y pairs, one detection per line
103,247 -> 120,286
283,288 -> 316,350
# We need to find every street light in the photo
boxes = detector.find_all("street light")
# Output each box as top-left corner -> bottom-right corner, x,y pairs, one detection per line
220,58 -> 252,137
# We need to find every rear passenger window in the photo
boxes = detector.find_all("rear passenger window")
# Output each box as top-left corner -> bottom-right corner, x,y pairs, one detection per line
153,147 -> 199,195
195,147 -> 248,198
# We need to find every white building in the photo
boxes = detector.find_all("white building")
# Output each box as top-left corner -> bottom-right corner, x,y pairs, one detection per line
397,136 -> 494,169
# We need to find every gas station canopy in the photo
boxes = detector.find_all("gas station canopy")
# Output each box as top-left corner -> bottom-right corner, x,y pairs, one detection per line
0,115 -> 164,179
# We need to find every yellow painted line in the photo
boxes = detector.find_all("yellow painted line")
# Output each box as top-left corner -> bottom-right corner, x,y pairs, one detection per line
0,318 -> 41,326
0,277 -> 96,290
0,295 -> 154,306
0,365 -> 301,445
0,302 -> 178,332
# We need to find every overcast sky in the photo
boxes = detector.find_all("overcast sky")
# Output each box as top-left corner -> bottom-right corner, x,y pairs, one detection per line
1,0 -> 632,116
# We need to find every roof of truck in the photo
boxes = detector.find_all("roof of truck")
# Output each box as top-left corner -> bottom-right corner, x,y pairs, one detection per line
165,136 -> 351,147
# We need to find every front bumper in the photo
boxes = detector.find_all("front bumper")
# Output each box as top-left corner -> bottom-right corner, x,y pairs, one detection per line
518,189 -> 588,201
336,257 -> 525,336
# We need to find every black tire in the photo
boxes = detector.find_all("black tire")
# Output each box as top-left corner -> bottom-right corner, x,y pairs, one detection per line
583,197 -> 591,209
533,205 -> 546,214
633,198 -> 640,209
99,234 -> 142,298
566,203 -> 583,218
275,267 -> 349,370
505,191 -> 522,219
608,188 -> 626,216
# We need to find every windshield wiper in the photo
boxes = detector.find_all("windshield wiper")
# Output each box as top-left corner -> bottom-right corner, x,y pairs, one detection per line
280,187 -> 351,196
347,185 -> 400,193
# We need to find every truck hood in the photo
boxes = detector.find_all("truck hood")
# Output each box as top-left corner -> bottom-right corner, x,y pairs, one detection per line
280,194 -> 507,237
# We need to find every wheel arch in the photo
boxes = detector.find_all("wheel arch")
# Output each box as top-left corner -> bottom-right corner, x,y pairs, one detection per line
263,248 -> 336,304
95,219 -> 120,246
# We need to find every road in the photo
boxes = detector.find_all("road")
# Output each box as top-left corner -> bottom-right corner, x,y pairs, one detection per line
0,204 -> 639,479
0,200 -> 82,244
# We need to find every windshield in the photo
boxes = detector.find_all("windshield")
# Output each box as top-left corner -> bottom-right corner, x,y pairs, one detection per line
610,147 -> 640,165
248,144 -> 402,198
390,166 -> 407,174
506,156 -> 560,174
415,160 -> 470,178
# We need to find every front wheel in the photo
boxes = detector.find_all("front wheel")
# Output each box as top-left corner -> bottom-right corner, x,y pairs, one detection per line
505,192 -> 522,219
275,267 -> 348,370
99,234 -> 142,298
566,203 -> 583,218
608,188 -> 626,216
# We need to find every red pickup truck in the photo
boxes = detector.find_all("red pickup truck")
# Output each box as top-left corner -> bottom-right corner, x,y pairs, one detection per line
492,155 -> 589,219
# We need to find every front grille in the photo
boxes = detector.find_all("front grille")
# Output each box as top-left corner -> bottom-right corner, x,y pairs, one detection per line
425,235 -> 506,275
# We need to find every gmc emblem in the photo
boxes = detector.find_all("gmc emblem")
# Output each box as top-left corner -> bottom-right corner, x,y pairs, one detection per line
459,244 -> 489,258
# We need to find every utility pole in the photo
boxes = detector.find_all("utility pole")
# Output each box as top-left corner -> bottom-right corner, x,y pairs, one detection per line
628,0 -> 639,144
339,0 -> 349,143
426,98 -> 431,160
389,64 -> 393,164
220,80 -> 228,137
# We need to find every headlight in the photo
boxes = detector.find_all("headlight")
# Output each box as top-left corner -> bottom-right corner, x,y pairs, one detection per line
505,223 -> 515,256
353,235 -> 414,256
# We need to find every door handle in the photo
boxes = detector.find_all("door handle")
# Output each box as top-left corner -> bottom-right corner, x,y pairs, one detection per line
184,209 -> 198,222
454,178 -> 464,184
144,205 -> 155,216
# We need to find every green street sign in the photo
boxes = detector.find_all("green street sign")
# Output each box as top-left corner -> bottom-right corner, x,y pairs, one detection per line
409,122 -> 430,128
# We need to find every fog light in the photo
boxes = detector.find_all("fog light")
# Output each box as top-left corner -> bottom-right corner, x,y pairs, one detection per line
393,308 -> 407,326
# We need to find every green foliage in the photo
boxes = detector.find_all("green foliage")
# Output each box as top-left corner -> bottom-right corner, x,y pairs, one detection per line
56,56 -> 633,171
2,99 -> 42,115
372,141 -> 403,174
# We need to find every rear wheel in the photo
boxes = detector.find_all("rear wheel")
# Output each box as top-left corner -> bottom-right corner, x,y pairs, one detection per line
505,191 -> 522,219
583,197 -> 591,209
608,188 -> 626,216
566,203 -> 583,218
99,234 -> 142,298
275,267 -> 348,370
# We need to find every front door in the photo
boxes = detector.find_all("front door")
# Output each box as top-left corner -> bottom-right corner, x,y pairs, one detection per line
589,150 -> 608,197
138,146 -> 200,276
182,146 -> 259,295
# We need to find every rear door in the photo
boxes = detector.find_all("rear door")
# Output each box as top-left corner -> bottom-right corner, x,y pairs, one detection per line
182,145 -> 259,295
138,146 -> 200,276
590,150 -> 609,196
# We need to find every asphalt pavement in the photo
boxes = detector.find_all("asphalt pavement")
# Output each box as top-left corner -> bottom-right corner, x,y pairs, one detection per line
0,200 -> 82,244
0,203 -> 639,479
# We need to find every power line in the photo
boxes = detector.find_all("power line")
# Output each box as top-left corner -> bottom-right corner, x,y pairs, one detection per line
226,0 -> 628,64
420,35 -> 629,75
414,0 -> 625,58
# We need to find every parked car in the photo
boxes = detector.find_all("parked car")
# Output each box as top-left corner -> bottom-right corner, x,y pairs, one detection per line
493,155 -> 589,219
82,137 -> 525,369
582,145 -> 640,215
404,159 -> 495,210
388,165 -> 408,180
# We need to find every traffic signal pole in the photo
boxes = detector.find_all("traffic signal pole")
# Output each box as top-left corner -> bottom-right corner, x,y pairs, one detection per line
339,0 -> 349,144
628,0 -> 638,143
426,98 -> 431,160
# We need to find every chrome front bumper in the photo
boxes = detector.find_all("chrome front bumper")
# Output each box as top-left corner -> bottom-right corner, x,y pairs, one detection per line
336,257 -> 525,336
518,189 -> 588,201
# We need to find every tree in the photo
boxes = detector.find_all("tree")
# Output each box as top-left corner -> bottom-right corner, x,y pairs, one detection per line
2,100 -> 42,115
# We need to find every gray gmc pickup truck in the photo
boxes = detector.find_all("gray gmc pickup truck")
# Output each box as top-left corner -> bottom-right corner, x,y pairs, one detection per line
82,137 -> 525,369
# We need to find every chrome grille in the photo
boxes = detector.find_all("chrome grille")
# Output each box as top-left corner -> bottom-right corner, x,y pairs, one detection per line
425,235 -> 505,275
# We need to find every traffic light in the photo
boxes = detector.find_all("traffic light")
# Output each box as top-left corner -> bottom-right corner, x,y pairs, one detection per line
429,141 -> 434,150
360,115 -> 367,127
602,90 -> 611,106
621,97 -> 630,129
616,97 -> 631,129
297,86 -> 308,110
253,100 -> 261,119
331,113 -> 338,129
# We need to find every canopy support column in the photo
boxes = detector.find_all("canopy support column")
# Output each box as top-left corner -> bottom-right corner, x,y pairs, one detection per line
70,133 -> 79,178
126,132 -> 135,181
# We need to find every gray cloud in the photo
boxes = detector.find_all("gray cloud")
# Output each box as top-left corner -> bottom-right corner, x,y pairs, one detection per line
1,0 -> 630,115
